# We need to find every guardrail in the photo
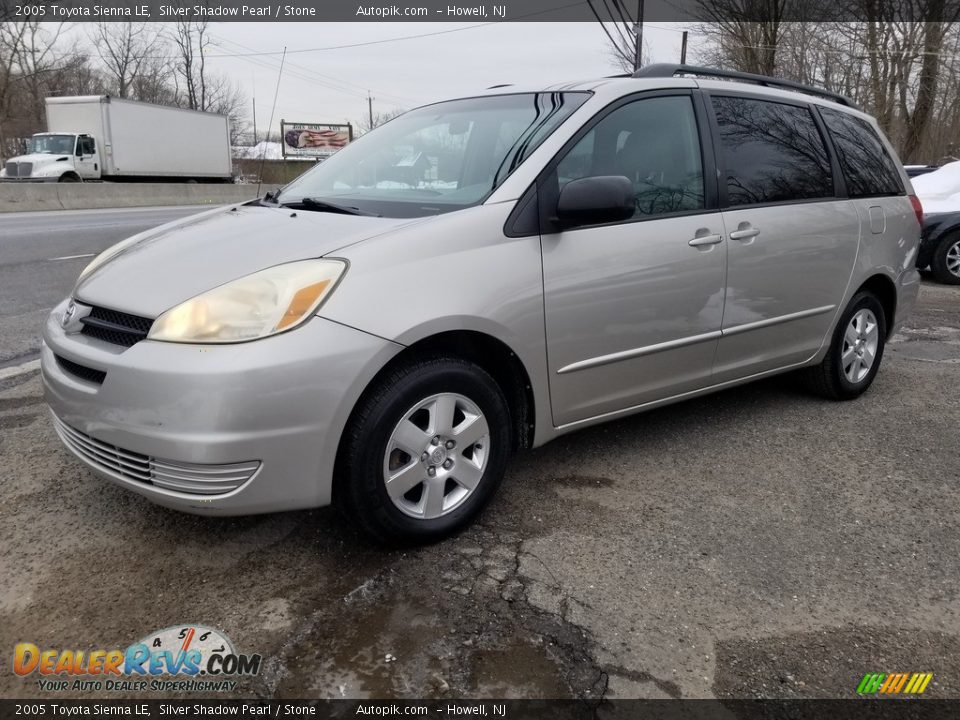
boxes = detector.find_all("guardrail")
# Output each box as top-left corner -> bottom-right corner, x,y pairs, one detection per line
0,183 -> 281,213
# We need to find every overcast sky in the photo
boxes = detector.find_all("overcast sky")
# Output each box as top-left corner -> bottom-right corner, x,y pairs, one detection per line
190,22 -> 695,137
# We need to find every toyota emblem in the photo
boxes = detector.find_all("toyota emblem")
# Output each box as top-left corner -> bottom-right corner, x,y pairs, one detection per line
61,301 -> 76,328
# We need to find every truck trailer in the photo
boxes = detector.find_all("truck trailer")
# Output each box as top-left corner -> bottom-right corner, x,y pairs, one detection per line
1,96 -> 233,183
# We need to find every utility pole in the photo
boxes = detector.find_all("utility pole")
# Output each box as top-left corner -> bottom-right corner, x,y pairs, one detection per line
680,30 -> 688,65
251,72 -> 257,145
367,92 -> 374,130
633,0 -> 644,71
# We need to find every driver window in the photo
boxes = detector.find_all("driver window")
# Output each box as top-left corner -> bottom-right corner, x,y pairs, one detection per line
555,95 -> 705,219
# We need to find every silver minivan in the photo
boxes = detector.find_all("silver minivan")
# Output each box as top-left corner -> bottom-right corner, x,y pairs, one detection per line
42,65 -> 923,541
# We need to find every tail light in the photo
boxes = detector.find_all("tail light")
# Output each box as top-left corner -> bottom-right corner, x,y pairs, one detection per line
909,194 -> 924,226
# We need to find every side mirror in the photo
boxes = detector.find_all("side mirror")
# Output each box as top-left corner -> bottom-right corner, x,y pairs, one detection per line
556,175 -> 635,228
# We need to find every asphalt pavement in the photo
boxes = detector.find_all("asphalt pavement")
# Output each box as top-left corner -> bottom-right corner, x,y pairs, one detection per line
0,206 -> 957,700
0,205 -> 207,369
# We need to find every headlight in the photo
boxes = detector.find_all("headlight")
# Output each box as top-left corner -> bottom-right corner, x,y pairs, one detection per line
76,235 -> 143,285
147,259 -> 347,344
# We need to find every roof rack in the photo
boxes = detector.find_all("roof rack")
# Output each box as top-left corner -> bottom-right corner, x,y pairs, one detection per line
632,64 -> 859,110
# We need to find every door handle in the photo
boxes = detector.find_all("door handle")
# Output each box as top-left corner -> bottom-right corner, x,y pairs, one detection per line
688,233 -> 723,247
729,226 -> 760,241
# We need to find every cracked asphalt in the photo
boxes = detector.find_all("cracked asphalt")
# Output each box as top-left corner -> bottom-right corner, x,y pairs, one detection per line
0,276 -> 957,700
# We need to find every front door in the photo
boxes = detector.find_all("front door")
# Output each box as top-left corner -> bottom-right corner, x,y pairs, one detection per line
541,92 -> 727,426
74,135 -> 99,179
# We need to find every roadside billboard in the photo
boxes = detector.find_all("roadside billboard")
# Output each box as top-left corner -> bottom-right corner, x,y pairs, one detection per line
281,121 -> 353,158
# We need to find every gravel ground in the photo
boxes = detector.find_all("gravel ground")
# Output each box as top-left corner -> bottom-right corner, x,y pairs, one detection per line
0,281 -> 957,701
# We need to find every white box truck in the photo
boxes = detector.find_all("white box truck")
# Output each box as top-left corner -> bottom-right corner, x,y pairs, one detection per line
1,96 -> 232,183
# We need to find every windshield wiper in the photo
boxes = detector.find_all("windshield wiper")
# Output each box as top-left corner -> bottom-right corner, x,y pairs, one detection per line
283,197 -> 380,217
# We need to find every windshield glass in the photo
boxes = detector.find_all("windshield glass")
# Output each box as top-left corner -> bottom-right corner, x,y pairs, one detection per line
29,134 -> 76,155
276,92 -> 589,218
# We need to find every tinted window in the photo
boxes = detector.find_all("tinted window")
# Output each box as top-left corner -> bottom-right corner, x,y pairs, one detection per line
819,107 -> 903,198
555,95 -> 704,218
711,96 -> 833,206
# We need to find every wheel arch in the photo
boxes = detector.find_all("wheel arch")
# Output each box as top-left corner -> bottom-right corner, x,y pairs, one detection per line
367,330 -> 535,452
855,273 -> 897,338
331,328 -> 538,507
930,228 -> 960,284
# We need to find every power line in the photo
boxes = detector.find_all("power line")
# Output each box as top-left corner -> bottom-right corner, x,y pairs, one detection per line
602,0 -> 635,51
209,33 -> 415,105
587,1 -> 634,66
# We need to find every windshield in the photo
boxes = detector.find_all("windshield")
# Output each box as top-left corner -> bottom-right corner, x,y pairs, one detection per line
276,92 -> 589,218
29,134 -> 76,155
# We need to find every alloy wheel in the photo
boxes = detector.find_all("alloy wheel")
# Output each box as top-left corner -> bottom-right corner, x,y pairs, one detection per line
946,239 -> 960,279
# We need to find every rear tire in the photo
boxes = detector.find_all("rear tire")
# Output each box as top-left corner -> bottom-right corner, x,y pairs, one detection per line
804,291 -> 887,400
930,233 -> 960,285
336,357 -> 511,544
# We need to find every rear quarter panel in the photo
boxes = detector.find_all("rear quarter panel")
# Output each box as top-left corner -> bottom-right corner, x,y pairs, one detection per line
814,113 -> 921,350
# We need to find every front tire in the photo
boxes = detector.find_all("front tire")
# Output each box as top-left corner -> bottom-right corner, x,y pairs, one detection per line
337,357 -> 511,544
930,233 -> 960,285
805,291 -> 887,400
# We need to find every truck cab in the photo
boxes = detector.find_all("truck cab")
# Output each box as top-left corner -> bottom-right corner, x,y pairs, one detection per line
1,132 -> 101,182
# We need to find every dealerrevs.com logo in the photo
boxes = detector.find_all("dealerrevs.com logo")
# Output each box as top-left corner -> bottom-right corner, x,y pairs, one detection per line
13,625 -> 262,693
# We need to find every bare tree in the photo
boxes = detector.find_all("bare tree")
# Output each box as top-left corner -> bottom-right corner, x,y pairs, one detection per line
11,22 -> 67,129
695,0 -> 789,75
167,20 -> 247,142
0,22 -> 30,155
0,22 -> 73,156
204,75 -> 248,145
48,50 -> 108,97
900,2 -> 952,161
128,54 -> 178,106
169,20 -> 211,111
358,107 -> 406,135
90,22 -> 165,99
694,0 -> 960,163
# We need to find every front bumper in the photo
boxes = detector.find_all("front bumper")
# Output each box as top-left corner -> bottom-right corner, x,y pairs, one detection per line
0,177 -> 59,183
42,300 -> 401,515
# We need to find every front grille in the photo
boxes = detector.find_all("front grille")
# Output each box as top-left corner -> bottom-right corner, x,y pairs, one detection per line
80,305 -> 154,348
52,416 -> 261,495
54,416 -> 152,483
54,354 -> 106,385
5,161 -> 32,177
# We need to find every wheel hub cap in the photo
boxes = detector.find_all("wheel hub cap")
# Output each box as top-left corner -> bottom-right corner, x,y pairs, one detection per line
842,308 -> 879,383
383,392 -> 491,520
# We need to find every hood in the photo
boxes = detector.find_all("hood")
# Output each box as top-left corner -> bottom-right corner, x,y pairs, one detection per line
5,153 -> 69,167
76,204 -> 421,318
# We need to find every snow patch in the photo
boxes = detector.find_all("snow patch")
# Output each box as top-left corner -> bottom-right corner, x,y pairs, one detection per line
233,141 -> 283,160
911,160 -> 960,214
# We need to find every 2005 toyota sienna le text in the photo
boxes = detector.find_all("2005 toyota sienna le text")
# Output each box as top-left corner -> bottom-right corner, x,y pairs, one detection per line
42,65 -> 923,542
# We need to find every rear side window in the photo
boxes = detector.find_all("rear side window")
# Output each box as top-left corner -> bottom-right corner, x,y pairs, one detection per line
711,96 -> 833,206
819,107 -> 903,198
